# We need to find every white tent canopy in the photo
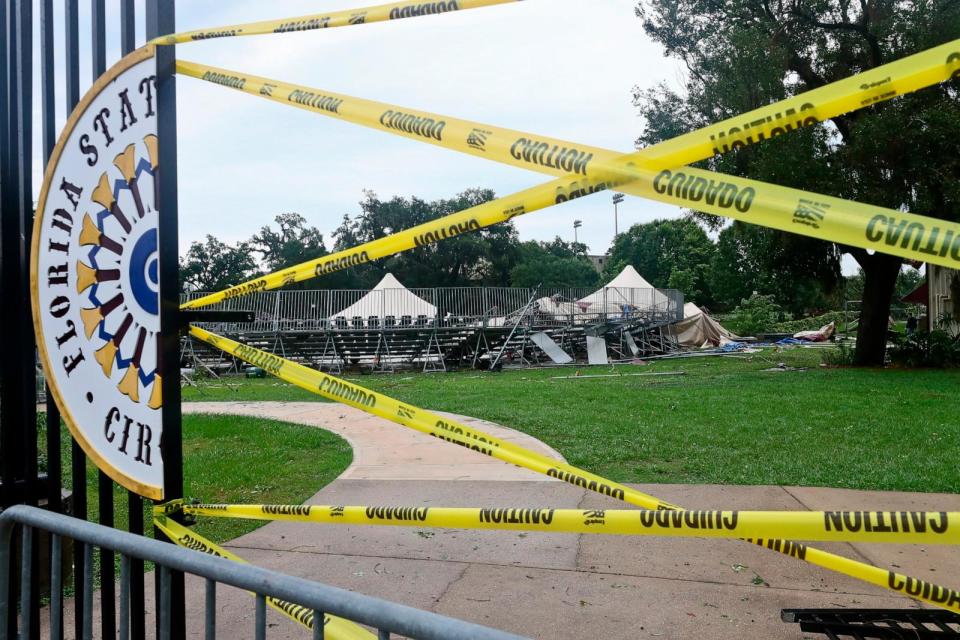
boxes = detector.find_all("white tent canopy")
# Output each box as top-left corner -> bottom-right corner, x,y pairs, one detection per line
577,265 -> 670,315
334,273 -> 437,319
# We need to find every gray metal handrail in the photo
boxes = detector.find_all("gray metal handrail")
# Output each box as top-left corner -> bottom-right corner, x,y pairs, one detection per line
0,505 -> 528,640
180,286 -> 685,334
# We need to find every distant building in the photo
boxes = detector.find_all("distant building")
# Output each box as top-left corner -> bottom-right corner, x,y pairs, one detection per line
588,254 -> 608,273
928,264 -> 959,334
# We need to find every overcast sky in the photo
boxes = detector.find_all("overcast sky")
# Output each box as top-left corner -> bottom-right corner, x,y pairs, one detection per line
34,0 -> 862,273
174,0 -> 694,257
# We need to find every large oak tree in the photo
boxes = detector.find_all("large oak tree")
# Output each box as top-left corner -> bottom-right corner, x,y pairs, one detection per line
634,0 -> 960,364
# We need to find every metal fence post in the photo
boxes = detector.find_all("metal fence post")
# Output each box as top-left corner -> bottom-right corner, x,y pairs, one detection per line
59,4 -> 89,638
40,26 -> 64,623
147,2 -> 186,638
116,7 -> 147,639
88,4 -> 118,636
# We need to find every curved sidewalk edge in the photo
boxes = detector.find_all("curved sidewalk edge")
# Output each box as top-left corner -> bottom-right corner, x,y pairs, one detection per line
184,401 -> 567,482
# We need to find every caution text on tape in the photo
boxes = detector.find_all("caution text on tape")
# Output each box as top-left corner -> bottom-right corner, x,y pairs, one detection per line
187,325 -> 960,614
177,39 -> 960,309
161,502 -> 960,546
150,0 -> 521,45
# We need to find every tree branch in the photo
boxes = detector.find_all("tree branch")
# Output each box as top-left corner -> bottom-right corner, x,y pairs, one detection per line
843,245 -> 871,269
789,6 -> 883,66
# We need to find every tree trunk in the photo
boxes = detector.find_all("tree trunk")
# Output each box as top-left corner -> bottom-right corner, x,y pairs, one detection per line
854,253 -> 903,366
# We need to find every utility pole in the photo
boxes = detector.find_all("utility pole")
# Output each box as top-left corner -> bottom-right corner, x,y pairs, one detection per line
612,193 -> 624,237
573,219 -> 582,245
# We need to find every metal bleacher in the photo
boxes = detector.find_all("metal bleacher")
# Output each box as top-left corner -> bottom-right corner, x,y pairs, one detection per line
180,285 -> 684,373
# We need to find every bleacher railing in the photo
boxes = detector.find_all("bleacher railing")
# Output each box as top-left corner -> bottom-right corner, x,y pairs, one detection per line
180,287 -> 684,334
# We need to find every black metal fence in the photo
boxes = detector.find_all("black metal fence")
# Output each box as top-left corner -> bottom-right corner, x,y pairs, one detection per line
0,1 -> 183,638
0,505 -> 529,640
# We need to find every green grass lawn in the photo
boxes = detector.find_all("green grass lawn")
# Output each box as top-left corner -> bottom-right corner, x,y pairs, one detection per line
42,413 -> 352,543
182,347 -> 960,493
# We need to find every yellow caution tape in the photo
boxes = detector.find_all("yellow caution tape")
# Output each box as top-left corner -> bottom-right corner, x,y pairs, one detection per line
189,326 -> 960,613
183,175 -> 579,308
178,40 -> 960,173
154,514 -> 374,639
165,502 -> 960,546
176,41 -> 960,295
188,325 -> 680,511
150,0 -> 521,45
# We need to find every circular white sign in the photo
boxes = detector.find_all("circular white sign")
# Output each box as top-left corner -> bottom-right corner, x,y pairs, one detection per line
32,47 -> 164,498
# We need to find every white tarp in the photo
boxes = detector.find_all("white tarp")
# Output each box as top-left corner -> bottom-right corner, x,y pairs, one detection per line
334,273 -> 437,319
577,265 -> 671,316
794,321 -> 836,342
668,303 -> 742,348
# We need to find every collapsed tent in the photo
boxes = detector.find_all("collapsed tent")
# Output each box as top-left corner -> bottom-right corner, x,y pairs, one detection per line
793,321 -> 836,342
534,295 -> 580,317
576,265 -> 672,318
333,273 -> 437,320
668,303 -> 742,348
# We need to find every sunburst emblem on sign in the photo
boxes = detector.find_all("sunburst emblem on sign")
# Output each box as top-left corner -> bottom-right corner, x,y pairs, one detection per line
77,134 -> 162,409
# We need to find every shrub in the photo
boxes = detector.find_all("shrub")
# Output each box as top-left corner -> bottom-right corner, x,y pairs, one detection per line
772,310 -> 847,334
888,330 -> 960,368
727,293 -> 783,336
821,342 -> 856,367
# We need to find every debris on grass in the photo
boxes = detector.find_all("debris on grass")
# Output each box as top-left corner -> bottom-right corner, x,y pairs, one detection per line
550,372 -> 686,380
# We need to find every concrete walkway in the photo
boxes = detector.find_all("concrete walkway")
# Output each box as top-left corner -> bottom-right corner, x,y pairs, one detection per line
171,402 -> 959,639
48,402 -> 959,639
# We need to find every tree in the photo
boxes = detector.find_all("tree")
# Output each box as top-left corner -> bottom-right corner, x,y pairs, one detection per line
509,238 -> 599,289
895,267 -> 926,301
727,293 -> 785,336
180,235 -> 258,293
634,0 -> 960,365
710,223 -> 842,315
331,189 -> 521,288
603,218 -> 717,305
250,212 -> 329,276
845,265 -> 926,303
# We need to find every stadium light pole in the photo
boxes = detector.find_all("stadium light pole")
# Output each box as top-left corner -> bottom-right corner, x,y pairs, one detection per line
612,193 -> 624,237
573,219 -> 582,245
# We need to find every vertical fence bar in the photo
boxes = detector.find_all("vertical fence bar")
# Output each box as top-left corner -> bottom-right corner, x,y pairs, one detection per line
313,610 -> 324,640
1,0 -> 33,508
19,526 -> 33,640
128,493 -> 145,640
39,0 -> 56,161
62,2 -> 88,637
13,2 -> 42,636
119,555 -> 130,640
255,594 -> 266,640
97,479 -> 116,638
147,3 -> 186,638
91,0 -> 105,73
65,0 -> 80,108
120,0 -> 135,55
50,534 -> 62,640
119,6 -> 147,638
89,3 -> 119,637
0,38 -> 9,640
205,579 -> 216,640
83,543 -> 93,640
159,565 -> 171,640
39,20 -> 65,639
0,0 -> 16,509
